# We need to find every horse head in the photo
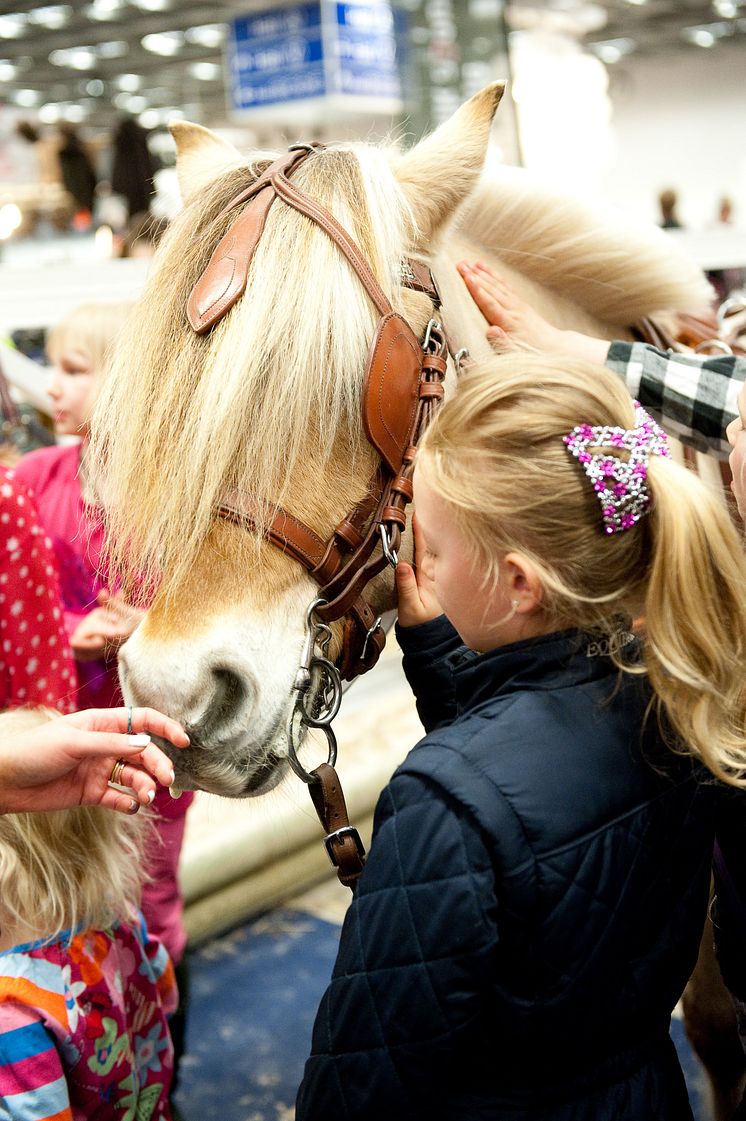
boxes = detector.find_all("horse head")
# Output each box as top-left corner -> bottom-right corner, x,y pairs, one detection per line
91,84 -> 506,796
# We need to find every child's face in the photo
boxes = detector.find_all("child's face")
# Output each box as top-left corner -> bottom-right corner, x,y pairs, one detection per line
726,382 -> 746,521
413,465 -> 515,652
47,348 -> 96,438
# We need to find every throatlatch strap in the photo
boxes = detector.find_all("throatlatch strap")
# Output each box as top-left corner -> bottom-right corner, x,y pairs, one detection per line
308,762 -> 365,889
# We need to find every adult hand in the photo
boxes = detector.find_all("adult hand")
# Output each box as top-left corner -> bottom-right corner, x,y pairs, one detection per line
457,260 -> 611,364
396,515 -> 443,628
0,707 -> 188,816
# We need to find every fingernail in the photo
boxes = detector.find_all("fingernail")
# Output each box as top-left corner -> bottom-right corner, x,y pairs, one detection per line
168,769 -> 175,785
128,733 -> 151,747
127,800 -> 140,815
147,789 -> 155,804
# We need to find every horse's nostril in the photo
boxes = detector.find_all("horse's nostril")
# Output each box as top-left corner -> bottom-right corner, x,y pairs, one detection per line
201,665 -> 251,738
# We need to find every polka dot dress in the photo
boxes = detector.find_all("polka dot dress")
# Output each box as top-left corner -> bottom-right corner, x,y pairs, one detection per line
0,465 -> 76,712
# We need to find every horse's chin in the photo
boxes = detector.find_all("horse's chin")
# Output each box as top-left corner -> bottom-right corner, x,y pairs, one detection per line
150,733 -> 289,799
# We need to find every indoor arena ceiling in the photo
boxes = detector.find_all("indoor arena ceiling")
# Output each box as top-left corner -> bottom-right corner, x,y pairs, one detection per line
0,0 -> 744,131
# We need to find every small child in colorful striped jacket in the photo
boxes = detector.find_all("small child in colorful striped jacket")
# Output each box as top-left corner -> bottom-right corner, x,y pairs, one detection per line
0,707 -> 177,1121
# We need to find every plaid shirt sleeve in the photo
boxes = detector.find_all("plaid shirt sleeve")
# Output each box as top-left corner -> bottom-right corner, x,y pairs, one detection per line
606,341 -> 746,460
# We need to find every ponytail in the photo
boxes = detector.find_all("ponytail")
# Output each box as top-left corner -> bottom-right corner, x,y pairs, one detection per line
644,460 -> 746,784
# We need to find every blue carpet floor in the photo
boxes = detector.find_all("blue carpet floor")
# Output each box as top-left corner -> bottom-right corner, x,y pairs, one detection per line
174,907 -> 713,1121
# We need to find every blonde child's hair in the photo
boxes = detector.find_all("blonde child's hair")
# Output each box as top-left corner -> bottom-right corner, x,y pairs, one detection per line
0,707 -> 148,941
46,302 -> 133,373
418,353 -> 746,786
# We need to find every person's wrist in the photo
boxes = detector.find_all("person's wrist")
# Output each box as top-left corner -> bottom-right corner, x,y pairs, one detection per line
558,329 -> 610,365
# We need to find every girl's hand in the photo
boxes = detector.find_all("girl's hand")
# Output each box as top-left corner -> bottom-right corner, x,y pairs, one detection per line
70,593 -> 144,661
0,707 -> 189,816
457,260 -> 612,363
457,260 -> 566,350
396,515 -> 443,628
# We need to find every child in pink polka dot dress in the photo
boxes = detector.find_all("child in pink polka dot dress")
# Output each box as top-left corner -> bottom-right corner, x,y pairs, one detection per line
0,465 -> 76,711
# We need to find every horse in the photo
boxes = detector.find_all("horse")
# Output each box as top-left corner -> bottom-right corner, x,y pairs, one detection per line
89,81 -> 741,1116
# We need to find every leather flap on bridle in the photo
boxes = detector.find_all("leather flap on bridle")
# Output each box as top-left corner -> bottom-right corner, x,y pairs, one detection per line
186,145 -> 323,336
362,312 -> 423,476
187,186 -> 275,335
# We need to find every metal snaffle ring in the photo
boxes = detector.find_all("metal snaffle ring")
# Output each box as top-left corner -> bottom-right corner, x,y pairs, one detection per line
286,704 -> 338,784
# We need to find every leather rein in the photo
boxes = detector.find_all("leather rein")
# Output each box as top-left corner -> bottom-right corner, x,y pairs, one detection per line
186,143 -> 453,888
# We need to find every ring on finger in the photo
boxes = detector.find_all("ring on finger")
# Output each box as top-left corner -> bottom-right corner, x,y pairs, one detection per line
108,758 -> 127,786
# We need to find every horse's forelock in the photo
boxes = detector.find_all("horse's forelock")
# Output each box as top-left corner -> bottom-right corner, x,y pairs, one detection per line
90,142 -> 413,601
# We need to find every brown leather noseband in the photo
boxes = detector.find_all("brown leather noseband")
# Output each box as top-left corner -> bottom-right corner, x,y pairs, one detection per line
187,143 -> 449,683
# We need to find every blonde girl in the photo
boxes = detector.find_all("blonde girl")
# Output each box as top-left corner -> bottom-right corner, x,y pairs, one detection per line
297,354 -> 746,1121
0,707 -> 177,1120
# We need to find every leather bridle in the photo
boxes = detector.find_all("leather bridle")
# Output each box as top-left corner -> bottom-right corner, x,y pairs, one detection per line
186,142 -> 454,887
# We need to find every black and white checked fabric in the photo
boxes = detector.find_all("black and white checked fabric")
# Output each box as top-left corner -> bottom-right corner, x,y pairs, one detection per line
606,341 -> 745,461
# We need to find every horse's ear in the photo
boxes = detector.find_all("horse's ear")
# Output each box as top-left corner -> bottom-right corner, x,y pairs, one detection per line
170,121 -> 245,203
395,82 -> 505,245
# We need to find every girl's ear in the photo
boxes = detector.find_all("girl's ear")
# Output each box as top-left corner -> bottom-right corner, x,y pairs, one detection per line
504,552 -> 544,611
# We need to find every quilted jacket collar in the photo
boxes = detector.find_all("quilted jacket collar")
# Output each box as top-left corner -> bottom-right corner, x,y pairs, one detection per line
449,626 -> 638,716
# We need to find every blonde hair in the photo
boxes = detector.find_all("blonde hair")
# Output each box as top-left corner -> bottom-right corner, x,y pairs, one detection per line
46,302 -> 133,374
0,707 -> 148,941
418,353 -> 746,786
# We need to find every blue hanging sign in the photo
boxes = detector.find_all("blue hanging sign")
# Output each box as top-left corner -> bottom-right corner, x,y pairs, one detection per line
227,0 -> 402,114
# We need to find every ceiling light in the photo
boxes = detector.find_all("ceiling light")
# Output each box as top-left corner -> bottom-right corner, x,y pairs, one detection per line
13,89 -> 40,107
624,0 -> 647,5
683,20 -> 732,44
113,91 -> 148,112
49,46 -> 98,69
0,59 -> 17,80
138,109 -> 161,129
39,103 -> 62,123
713,0 -> 738,14
86,0 -> 122,18
189,61 -> 220,80
0,13 -> 28,38
184,23 -> 225,48
28,5 -> 71,28
96,39 -> 128,57
62,103 -> 87,122
588,36 -> 635,63
85,78 -> 105,95
130,0 -> 170,10
138,106 -> 182,129
141,30 -> 183,55
114,73 -> 141,91
683,26 -> 716,45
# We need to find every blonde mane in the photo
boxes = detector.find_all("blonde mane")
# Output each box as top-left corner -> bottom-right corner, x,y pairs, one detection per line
458,167 -> 711,322
91,144 -> 415,600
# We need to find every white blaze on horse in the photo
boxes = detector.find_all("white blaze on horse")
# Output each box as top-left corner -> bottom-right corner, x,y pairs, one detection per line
90,83 -> 711,799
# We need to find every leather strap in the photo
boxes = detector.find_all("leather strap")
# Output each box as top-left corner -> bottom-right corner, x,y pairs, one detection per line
187,147 -> 322,334
308,762 -> 365,887
272,170 -> 393,319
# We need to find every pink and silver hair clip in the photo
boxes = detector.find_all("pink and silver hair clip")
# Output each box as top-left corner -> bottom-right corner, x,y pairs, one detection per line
563,402 -> 670,535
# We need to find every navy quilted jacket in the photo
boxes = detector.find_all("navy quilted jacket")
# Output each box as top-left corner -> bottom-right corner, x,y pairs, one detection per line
296,619 -> 723,1121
